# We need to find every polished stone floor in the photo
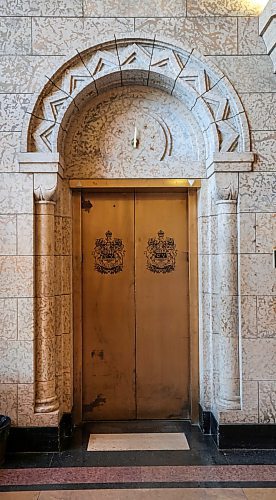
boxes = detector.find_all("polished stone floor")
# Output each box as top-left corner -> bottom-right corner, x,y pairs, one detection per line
1,421 -> 276,496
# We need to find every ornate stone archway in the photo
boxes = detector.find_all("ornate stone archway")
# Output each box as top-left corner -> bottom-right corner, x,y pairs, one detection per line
18,37 -> 254,425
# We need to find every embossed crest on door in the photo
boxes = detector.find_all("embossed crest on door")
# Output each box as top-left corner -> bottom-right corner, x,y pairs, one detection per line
93,230 -> 125,274
145,230 -> 177,273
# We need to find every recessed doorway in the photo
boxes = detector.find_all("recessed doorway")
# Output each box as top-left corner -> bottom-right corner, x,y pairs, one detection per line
72,181 -> 199,424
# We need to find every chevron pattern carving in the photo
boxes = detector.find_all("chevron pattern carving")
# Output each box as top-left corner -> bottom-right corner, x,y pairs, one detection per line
28,39 -> 246,155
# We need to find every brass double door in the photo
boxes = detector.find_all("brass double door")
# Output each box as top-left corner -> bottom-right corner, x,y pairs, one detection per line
82,190 -> 190,421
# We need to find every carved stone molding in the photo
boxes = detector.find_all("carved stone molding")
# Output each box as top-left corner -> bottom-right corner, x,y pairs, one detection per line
259,0 -> 276,73
216,183 -> 238,202
34,173 -> 58,202
21,37 -> 251,167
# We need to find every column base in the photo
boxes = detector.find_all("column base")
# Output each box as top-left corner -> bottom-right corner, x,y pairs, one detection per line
218,396 -> 241,410
35,395 -> 59,413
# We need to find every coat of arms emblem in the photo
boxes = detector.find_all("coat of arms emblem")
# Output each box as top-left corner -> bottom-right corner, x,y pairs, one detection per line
93,230 -> 125,274
145,230 -> 177,273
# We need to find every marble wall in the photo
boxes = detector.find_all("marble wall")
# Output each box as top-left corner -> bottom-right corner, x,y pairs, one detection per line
0,0 -> 275,428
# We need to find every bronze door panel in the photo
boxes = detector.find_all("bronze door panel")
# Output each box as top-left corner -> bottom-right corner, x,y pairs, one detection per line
82,192 -> 136,420
135,192 -> 190,419
81,190 -> 190,420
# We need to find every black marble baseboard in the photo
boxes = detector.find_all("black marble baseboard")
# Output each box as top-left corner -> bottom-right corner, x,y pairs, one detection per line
7,413 -> 73,453
199,404 -> 276,449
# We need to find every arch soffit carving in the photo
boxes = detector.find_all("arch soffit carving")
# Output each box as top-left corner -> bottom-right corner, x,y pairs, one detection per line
22,37 -> 252,170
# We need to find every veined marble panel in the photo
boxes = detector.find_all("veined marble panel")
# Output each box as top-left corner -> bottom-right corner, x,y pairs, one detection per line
55,180 -> 72,218
63,332 -> 72,374
35,256 -> 55,297
0,384 -> 17,425
17,383 -> 59,426
238,18 -> 267,55
238,212 -> 256,254
240,296 -> 257,338
207,55 -> 276,93
259,381 -> 276,424
17,214 -> 34,255
18,297 -> 34,340
0,173 -> 33,213
252,131 -> 276,172
0,214 -> 16,255
256,213 -> 276,253
63,370 -> 73,412
0,94 -> 31,132
0,0 -> 83,16
0,17 -> 31,55
219,381 -> 259,424
0,256 -> 33,297
240,254 -> 276,296
241,93 -> 276,130
84,0 -> 186,16
55,334 -> 63,377
0,132 -> 20,172
186,0 -> 264,16
32,17 -> 134,55
0,339 -> 33,383
0,55 -> 67,93
0,298 -> 17,339
219,296 -> 239,337
61,294 -> 71,334
61,256 -> 72,295
216,254 -> 238,296
239,172 -> 276,213
135,17 -> 237,55
243,338 -> 276,380
257,296 -> 276,338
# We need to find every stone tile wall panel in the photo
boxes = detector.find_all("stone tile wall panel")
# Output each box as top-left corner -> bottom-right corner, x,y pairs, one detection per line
207,55 -> 276,93
0,17 -> 31,54
257,297 -> 276,338
0,214 -> 16,254
243,339 -> 276,381
0,339 -> 33,383
0,0 -> 83,16
240,254 -> 276,296
18,297 -> 34,340
241,93 -> 276,130
240,296 -> 257,339
259,381 -> 276,423
0,298 -> 17,339
0,55 -> 68,93
237,17 -> 267,55
0,132 -> 20,172
255,213 -> 276,253
0,384 -> 17,425
186,0 -> 264,16
238,212 -> 256,254
0,94 -> 31,132
32,17 -> 134,55
252,131 -> 276,171
84,0 -> 186,17
0,173 -> 33,213
0,256 -> 33,297
239,172 -> 276,213
135,17 -> 238,55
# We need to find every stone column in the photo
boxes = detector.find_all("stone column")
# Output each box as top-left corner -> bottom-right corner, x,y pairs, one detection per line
34,175 -> 59,413
216,195 -> 240,410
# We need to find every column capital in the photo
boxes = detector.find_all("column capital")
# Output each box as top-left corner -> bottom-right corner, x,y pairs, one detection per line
34,173 -> 58,203
216,182 -> 238,203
